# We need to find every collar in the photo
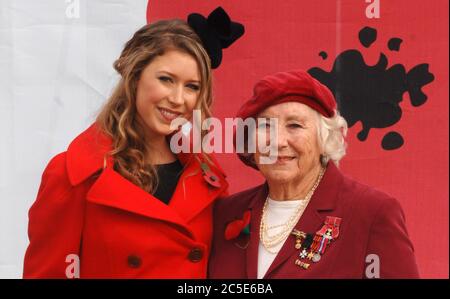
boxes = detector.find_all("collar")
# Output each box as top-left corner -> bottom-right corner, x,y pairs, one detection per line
66,123 -> 111,186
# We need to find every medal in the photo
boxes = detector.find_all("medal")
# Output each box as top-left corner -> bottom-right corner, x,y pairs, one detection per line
291,229 -> 306,250
299,249 -> 308,259
311,216 -> 342,257
312,253 -> 321,263
295,259 -> 310,269
292,217 -> 341,270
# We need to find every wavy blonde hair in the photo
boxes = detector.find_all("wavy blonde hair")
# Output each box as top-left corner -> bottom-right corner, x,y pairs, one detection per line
96,19 -> 213,193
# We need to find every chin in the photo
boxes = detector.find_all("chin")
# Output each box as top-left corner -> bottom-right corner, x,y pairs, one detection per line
145,124 -> 174,138
267,176 -> 294,185
263,170 -> 295,183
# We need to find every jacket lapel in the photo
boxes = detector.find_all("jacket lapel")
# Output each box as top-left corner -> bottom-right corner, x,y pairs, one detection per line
262,163 -> 344,278
245,184 -> 268,279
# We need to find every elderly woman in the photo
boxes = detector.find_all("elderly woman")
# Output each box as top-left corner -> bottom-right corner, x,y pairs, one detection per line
208,70 -> 419,279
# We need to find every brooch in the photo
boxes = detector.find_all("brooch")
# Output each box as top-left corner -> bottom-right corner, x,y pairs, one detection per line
200,161 -> 221,188
225,210 -> 251,249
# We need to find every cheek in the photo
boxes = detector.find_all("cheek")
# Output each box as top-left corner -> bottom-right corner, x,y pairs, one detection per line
138,80 -> 167,104
136,94 -> 155,120
135,95 -> 146,118
136,83 -> 164,111
291,133 -> 320,159
255,130 -> 272,148
185,93 -> 199,112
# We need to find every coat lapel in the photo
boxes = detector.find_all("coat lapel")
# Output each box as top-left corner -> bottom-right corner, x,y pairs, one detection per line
86,167 -> 191,233
169,153 -> 228,223
66,123 -> 228,236
262,163 -> 344,278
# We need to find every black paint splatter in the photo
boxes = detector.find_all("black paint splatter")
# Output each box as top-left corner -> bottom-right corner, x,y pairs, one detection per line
388,38 -> 403,51
319,51 -> 328,60
309,27 -> 434,150
382,132 -> 404,150
359,26 -> 377,48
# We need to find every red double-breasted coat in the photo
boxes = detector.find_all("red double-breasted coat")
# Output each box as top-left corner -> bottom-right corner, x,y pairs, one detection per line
208,162 -> 419,279
23,123 -> 228,278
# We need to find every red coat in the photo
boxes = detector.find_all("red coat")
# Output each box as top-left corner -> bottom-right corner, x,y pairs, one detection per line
23,123 -> 228,278
208,162 -> 419,278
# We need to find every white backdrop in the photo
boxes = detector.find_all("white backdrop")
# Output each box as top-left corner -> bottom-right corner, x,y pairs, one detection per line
0,0 -> 148,278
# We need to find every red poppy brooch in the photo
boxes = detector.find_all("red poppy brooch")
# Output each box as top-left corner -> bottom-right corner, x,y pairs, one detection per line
200,162 -> 221,188
225,210 -> 251,249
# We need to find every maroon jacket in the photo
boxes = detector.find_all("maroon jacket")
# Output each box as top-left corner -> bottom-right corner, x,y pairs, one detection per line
208,162 -> 419,278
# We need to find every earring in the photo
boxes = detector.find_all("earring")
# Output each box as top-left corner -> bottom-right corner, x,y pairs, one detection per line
320,154 -> 328,166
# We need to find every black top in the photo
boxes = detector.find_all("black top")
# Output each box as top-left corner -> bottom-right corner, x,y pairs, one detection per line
153,160 -> 183,205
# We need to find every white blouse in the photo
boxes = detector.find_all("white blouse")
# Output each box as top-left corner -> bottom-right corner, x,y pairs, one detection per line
257,197 -> 306,279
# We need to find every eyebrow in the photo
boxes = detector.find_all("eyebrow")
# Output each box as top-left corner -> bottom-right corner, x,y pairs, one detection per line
156,70 -> 200,83
285,115 -> 307,122
258,114 -> 307,121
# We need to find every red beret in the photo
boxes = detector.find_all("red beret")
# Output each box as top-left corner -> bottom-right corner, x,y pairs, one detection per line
236,69 -> 337,119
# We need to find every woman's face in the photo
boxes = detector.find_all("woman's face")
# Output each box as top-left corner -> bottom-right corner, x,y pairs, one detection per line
136,49 -> 201,139
254,102 -> 323,184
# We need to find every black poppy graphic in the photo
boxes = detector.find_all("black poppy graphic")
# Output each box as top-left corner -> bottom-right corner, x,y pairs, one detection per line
309,27 -> 435,150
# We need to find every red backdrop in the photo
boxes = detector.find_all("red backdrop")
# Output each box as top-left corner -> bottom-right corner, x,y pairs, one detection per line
147,0 -> 449,278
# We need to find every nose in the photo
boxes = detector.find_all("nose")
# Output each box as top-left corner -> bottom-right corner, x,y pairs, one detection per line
168,85 -> 184,106
276,126 -> 289,150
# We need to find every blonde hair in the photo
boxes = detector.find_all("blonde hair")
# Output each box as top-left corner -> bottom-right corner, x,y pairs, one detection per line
96,19 -> 212,193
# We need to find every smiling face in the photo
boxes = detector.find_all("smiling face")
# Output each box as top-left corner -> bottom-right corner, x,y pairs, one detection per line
254,101 -> 323,184
136,49 -> 201,140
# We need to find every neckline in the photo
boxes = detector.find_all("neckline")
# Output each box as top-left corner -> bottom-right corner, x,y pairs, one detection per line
155,160 -> 181,166
267,197 -> 305,207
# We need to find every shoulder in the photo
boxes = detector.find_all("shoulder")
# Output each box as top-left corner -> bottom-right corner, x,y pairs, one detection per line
42,152 -> 69,178
36,123 -> 108,198
214,184 -> 266,219
30,152 -> 80,218
339,173 -> 406,226
37,149 -> 96,202
66,123 -> 112,185
38,152 -> 72,198
346,174 -> 398,205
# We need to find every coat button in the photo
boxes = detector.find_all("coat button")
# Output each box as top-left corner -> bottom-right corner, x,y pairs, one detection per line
188,248 -> 204,263
127,255 -> 142,268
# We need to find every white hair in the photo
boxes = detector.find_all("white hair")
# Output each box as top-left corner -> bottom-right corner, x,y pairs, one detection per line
317,110 -> 348,167
239,108 -> 348,169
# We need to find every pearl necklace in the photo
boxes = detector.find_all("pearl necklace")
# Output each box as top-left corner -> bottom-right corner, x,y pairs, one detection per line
259,167 -> 326,254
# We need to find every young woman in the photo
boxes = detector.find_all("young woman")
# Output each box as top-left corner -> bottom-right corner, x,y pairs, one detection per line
23,7 -> 244,278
